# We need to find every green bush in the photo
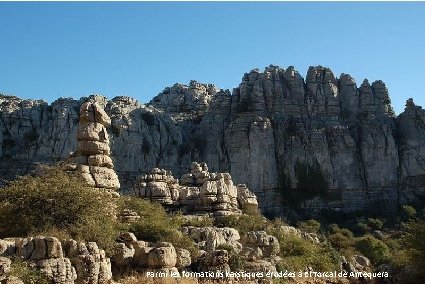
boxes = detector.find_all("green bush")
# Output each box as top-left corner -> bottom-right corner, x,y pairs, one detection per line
117,196 -> 181,241
0,167 -> 118,254
357,221 -> 370,233
401,219 -> 425,278
273,231 -> 340,271
356,218 -> 384,233
297,219 -> 321,233
367,218 -> 384,230
228,254 -> 246,271
355,235 -> 390,265
215,212 -> 270,235
328,232 -> 354,250
117,196 -> 198,258
9,260 -> 49,284
401,205 -> 417,221
326,224 -> 357,258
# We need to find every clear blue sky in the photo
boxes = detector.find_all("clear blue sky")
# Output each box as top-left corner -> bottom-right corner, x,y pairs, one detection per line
0,2 -> 424,114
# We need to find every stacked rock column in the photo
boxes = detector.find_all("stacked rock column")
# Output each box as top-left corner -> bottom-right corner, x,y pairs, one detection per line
70,102 -> 120,192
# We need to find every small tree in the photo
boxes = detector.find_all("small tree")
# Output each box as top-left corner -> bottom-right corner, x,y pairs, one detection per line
402,219 -> 425,278
401,205 -> 417,221
356,235 -> 390,265
0,166 -> 118,254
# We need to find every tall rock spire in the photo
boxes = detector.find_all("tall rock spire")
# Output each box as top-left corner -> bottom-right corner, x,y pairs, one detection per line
70,101 -> 120,192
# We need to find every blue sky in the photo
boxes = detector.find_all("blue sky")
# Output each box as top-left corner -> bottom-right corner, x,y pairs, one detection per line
0,2 -> 424,114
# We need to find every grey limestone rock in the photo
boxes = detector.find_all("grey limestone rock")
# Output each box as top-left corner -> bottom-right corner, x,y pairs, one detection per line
0,236 -> 112,284
0,65 -> 424,216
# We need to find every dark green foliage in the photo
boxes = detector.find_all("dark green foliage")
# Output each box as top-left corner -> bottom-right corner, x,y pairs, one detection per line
327,224 -> 356,256
284,160 -> 328,204
401,205 -> 417,221
367,218 -> 384,230
401,219 -> 425,278
355,235 -> 390,265
297,219 -> 321,233
228,254 -> 246,271
0,167 -> 119,254
357,218 -> 384,233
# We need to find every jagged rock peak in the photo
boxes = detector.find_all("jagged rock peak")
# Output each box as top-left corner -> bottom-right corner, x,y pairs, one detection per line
402,98 -> 423,113
406,98 -> 416,108
306,65 -> 337,83
149,81 -> 218,116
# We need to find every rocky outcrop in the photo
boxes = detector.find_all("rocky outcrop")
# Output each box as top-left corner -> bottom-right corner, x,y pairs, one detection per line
113,233 -> 188,276
181,226 -> 242,253
196,249 -> 230,274
1,64 -> 424,217
134,162 -> 258,216
241,231 -> 280,260
68,101 -> 120,192
0,236 -> 112,284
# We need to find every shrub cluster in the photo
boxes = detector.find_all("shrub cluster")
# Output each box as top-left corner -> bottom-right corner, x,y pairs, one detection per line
0,167 -> 118,254
117,196 -> 199,258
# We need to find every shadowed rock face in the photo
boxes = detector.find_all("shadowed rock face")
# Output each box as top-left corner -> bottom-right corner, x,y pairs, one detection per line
0,65 -> 424,217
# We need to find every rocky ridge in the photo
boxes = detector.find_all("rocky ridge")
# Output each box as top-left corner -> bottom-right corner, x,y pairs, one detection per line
1,65 -> 425,217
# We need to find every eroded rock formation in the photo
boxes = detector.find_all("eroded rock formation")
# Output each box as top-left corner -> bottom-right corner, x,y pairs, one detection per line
113,233 -> 186,276
0,237 -> 112,284
134,162 -> 258,216
69,101 -> 120,192
1,65 -> 425,217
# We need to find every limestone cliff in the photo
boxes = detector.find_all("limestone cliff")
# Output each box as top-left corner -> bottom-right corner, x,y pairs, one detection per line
0,65 -> 423,217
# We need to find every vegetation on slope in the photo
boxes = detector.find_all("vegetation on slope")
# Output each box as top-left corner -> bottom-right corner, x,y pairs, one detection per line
0,166 -> 424,283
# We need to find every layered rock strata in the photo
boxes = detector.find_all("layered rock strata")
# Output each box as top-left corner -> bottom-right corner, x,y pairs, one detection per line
1,65 -> 425,217
0,237 -> 112,284
133,162 -> 258,216
69,101 -> 120,192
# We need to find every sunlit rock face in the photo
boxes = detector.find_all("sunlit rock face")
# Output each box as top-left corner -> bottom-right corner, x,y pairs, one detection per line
133,162 -> 258,217
69,101 -> 120,192
0,65 -> 423,217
